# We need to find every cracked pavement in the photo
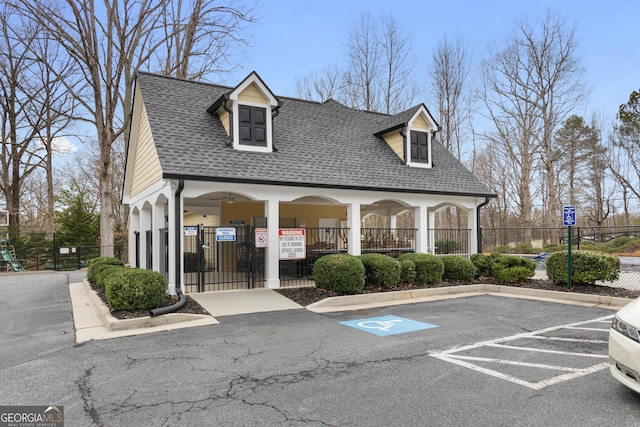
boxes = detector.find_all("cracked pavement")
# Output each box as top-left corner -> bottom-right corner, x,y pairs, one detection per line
2,273 -> 640,426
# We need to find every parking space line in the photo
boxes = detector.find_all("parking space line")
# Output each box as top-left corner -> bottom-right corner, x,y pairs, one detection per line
448,355 -> 581,372
487,343 -> 609,358
527,335 -> 607,344
430,315 -> 614,390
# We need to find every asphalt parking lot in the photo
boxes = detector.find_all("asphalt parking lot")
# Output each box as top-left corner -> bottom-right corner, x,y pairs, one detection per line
1,275 -> 640,426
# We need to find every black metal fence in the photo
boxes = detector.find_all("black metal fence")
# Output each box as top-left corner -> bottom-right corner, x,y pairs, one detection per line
0,231 -> 127,272
481,226 -> 640,252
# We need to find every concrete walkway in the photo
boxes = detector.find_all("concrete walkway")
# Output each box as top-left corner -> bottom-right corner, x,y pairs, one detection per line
70,276 -> 636,344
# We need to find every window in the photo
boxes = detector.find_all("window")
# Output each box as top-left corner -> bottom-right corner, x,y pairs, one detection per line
410,131 -> 429,163
239,105 -> 267,146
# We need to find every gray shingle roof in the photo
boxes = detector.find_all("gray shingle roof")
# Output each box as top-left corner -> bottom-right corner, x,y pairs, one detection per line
134,72 -> 494,198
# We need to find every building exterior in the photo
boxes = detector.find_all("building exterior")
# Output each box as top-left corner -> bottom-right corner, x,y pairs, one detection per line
122,71 -> 495,295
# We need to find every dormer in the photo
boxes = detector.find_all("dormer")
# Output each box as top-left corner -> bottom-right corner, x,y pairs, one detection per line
374,104 -> 439,169
207,71 -> 281,153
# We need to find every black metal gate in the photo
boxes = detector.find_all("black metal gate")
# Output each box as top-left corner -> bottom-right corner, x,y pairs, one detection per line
184,225 -> 264,292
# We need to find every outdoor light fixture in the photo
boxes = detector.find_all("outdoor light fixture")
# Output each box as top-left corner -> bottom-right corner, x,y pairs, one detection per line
227,193 -> 235,204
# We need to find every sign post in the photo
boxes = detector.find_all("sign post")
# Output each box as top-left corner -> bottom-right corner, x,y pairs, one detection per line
563,205 -> 576,289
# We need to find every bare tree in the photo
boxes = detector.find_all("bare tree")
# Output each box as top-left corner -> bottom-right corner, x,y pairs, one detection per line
343,12 -> 381,111
157,0 -> 257,80
295,65 -> 344,102
429,34 -> 472,161
378,14 -> 418,114
517,12 -> 587,224
479,40 -> 540,237
14,0 -> 258,256
0,7 -> 54,232
608,89 -> 640,204
428,34 -> 473,228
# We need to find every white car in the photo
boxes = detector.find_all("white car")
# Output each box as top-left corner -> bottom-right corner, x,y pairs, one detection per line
609,297 -> 640,393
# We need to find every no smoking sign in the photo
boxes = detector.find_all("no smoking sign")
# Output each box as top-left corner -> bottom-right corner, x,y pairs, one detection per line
255,228 -> 267,248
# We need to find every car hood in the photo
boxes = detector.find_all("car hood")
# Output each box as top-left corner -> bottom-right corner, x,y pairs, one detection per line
617,297 -> 640,326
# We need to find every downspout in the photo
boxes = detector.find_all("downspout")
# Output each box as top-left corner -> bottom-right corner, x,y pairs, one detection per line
476,197 -> 491,254
223,96 -> 233,147
271,104 -> 281,152
150,179 -> 185,317
399,127 -> 407,165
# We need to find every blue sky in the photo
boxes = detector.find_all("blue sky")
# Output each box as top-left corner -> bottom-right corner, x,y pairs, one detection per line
228,0 -> 639,123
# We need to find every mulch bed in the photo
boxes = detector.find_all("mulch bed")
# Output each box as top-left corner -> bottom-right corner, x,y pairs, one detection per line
89,281 -> 209,320
90,278 -> 640,320
274,278 -> 640,307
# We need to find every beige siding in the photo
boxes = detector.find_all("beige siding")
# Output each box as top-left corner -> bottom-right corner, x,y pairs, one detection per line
382,131 -> 404,159
130,102 -> 162,197
238,83 -> 267,103
412,114 -> 429,130
218,109 -> 230,135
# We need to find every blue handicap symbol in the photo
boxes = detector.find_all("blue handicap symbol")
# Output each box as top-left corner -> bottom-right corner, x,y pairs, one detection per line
340,315 -> 438,336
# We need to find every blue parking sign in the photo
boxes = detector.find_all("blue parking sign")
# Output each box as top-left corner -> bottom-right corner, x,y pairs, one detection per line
563,205 -> 576,226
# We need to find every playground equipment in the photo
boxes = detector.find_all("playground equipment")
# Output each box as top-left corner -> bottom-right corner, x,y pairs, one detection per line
0,239 -> 25,272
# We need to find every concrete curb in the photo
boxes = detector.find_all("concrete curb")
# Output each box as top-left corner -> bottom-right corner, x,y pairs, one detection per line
306,284 -> 634,313
82,279 -> 215,332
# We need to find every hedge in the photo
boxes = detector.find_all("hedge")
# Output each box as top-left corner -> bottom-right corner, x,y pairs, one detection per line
397,253 -> 444,284
546,250 -> 620,285
86,257 -> 124,285
441,256 -> 477,281
359,253 -> 401,287
313,254 -> 365,294
104,268 -> 167,311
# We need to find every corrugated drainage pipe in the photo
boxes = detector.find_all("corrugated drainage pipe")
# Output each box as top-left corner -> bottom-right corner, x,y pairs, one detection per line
150,287 -> 185,317
150,179 -> 185,317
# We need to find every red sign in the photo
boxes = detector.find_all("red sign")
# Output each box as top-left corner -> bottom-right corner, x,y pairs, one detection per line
278,228 -> 306,260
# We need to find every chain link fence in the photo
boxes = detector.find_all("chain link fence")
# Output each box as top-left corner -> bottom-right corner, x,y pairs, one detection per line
481,226 -> 640,292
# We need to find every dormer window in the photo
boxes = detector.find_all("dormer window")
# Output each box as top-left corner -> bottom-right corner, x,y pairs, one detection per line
374,104 -> 437,169
239,105 -> 267,147
208,71 -> 280,153
410,130 -> 429,163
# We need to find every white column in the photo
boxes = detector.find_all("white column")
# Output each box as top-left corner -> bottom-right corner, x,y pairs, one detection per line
139,206 -> 151,269
152,202 -> 165,272
414,204 -> 428,253
129,208 -> 140,267
468,206 -> 478,256
264,198 -> 280,288
428,209 -> 436,254
167,185 -> 183,295
347,203 -> 361,255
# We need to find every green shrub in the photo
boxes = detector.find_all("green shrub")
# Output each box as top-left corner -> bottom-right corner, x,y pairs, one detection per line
104,268 -> 167,310
399,259 -> 416,284
441,256 -> 476,281
435,240 -> 462,255
313,254 -> 365,294
491,254 -> 536,284
95,264 -> 126,290
606,236 -> 632,249
471,253 -> 502,278
398,253 -> 444,284
493,266 -> 534,284
546,250 -> 620,285
86,257 -> 124,284
359,253 -> 400,287
514,243 -> 538,254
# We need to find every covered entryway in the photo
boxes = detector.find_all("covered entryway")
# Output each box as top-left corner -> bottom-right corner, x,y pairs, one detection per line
183,225 -> 265,292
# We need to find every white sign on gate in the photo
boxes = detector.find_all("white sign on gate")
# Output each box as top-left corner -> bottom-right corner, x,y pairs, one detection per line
279,228 -> 306,260
216,227 -> 236,241
184,226 -> 198,236
255,228 -> 267,248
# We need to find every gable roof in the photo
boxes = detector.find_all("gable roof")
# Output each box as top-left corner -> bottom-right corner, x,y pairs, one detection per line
133,72 -> 494,198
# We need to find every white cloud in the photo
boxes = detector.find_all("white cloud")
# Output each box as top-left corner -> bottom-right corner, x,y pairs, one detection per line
51,137 -> 77,155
